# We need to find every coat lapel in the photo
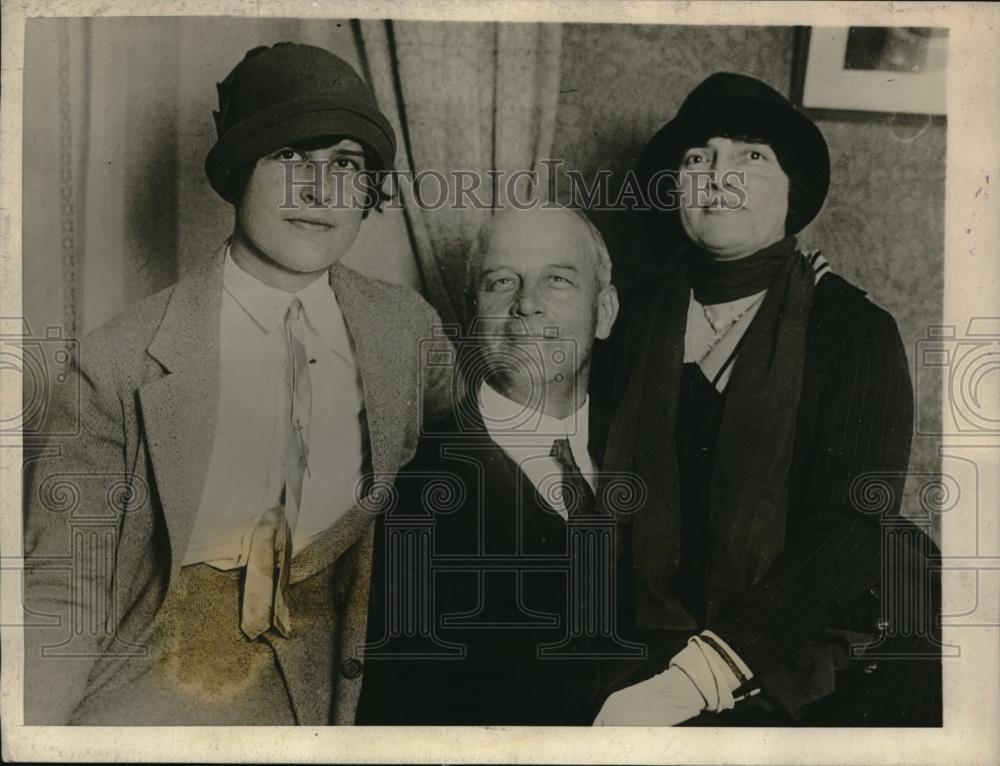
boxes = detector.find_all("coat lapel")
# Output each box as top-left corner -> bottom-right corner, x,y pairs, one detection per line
329,263 -> 408,477
139,249 -> 225,580
273,263 -> 409,724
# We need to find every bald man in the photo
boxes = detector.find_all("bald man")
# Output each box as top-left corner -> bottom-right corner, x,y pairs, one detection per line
357,206 -> 625,725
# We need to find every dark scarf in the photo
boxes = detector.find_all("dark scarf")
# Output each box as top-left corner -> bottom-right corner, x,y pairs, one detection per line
684,236 -> 798,304
605,236 -> 815,628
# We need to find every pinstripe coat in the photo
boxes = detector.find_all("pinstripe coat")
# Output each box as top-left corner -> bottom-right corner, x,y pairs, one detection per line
22,247 -> 454,725
597,269 -> 941,725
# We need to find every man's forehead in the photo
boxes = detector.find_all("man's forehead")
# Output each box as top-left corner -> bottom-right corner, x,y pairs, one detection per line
481,252 -> 581,272
483,210 -> 593,265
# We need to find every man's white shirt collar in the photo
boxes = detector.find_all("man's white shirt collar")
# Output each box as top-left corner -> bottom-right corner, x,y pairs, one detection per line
477,380 -> 595,517
478,379 -> 590,448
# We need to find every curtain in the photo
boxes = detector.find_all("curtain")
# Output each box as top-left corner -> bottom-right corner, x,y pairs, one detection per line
357,20 -> 563,325
23,18 -> 562,342
22,18 -> 422,340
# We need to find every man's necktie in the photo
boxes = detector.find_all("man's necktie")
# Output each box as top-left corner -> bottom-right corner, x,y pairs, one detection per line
241,297 -> 312,640
549,437 -> 598,518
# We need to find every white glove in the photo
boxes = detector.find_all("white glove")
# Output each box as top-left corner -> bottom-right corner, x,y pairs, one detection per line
593,665 -> 707,726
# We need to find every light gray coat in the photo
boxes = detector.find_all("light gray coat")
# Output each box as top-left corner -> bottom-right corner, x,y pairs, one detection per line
23,248 -> 453,724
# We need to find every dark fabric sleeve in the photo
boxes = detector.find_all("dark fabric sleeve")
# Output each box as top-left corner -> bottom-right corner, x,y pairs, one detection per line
589,277 -> 650,407
707,302 -> 914,716
417,298 -> 458,425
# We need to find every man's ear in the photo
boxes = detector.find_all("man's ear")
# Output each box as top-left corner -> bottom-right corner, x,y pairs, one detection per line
594,285 -> 619,341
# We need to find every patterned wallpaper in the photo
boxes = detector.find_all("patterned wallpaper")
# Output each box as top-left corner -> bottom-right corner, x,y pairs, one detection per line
553,23 -> 945,533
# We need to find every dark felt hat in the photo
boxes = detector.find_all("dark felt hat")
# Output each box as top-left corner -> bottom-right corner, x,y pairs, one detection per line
637,71 -> 830,236
205,42 -> 396,204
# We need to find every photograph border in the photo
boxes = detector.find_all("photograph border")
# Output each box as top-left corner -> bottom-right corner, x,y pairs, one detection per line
2,1 -> 998,764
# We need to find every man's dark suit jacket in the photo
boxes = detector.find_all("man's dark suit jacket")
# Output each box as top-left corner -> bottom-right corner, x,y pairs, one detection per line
357,405 -> 619,725
594,270 -> 942,726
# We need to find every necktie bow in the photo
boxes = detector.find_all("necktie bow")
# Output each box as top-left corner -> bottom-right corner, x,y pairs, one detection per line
240,297 -> 313,640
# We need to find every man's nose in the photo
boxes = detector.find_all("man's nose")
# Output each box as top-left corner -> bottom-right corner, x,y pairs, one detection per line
511,284 -> 544,317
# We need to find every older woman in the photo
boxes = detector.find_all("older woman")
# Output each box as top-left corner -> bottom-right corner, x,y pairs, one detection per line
595,73 -> 939,726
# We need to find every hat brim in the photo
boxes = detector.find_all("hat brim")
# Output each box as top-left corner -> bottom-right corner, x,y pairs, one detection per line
205,106 -> 395,204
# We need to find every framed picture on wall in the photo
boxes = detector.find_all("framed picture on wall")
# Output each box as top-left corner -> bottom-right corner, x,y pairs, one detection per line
795,26 -> 947,115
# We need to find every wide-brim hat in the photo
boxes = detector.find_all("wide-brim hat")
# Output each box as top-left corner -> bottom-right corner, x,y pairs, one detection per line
637,71 -> 830,236
205,42 -> 396,204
